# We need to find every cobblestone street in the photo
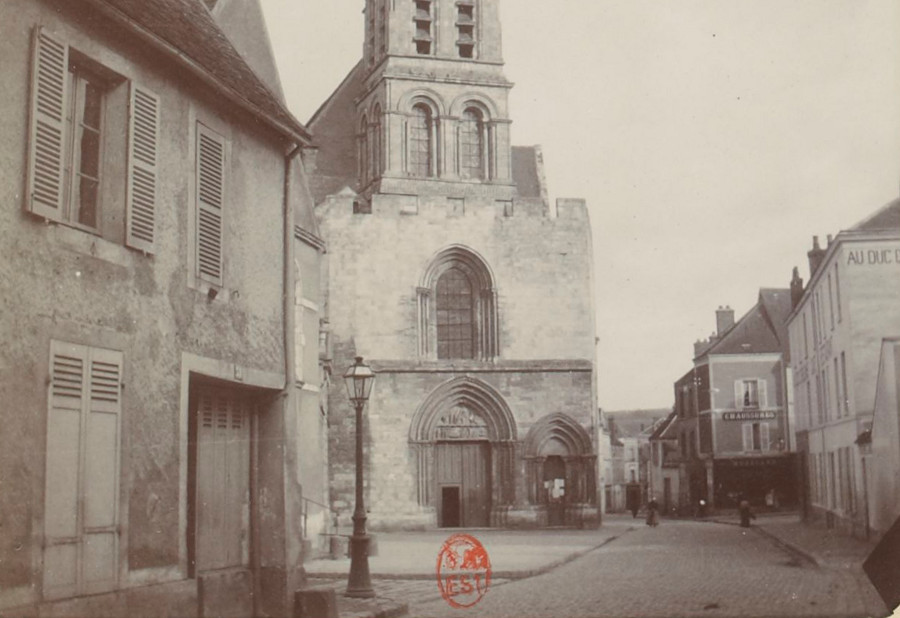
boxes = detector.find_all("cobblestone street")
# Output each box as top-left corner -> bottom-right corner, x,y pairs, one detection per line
399,520 -> 881,618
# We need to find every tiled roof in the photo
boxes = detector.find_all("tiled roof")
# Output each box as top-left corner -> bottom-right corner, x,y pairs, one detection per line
705,289 -> 791,356
850,197 -> 900,232
88,0 -> 310,143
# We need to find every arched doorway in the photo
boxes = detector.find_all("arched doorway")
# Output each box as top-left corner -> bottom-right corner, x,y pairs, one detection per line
410,377 -> 517,528
524,414 -> 596,527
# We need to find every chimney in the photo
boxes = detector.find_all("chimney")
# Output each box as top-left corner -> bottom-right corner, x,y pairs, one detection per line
807,236 -> 826,278
790,266 -> 804,309
694,339 -> 705,358
716,306 -> 735,336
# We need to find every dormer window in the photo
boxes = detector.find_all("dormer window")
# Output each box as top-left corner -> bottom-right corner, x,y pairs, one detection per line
414,0 -> 434,55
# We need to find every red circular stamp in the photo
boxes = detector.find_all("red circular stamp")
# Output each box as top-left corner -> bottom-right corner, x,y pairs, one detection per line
436,533 -> 492,609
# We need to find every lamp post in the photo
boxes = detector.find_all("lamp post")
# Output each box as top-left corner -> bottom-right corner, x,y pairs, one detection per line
344,356 -> 376,598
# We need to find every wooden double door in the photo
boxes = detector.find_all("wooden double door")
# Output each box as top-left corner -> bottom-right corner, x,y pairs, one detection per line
435,442 -> 491,528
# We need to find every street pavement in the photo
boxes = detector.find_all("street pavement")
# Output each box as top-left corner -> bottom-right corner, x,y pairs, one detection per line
399,518 -> 886,618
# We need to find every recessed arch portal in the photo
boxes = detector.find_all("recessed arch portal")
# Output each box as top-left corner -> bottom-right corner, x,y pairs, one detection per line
410,377 -> 517,527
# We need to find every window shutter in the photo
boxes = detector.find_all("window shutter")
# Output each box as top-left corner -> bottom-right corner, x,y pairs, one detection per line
760,423 -> 770,451
741,423 -> 753,452
126,84 -> 160,253
44,341 -> 87,600
758,379 -> 768,409
82,347 -> 122,594
196,124 -> 225,285
734,380 -> 743,409
26,27 -> 69,220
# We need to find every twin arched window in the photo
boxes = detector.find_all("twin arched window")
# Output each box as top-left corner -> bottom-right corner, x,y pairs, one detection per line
403,100 -> 490,180
409,103 -> 434,177
458,108 -> 485,180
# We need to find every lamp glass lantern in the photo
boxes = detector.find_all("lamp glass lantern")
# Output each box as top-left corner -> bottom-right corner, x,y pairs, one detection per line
344,356 -> 375,404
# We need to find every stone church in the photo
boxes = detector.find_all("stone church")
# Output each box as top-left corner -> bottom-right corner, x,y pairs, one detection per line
308,0 -> 600,529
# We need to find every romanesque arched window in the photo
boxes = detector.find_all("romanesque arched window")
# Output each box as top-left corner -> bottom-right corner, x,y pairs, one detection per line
459,107 -> 485,180
371,104 -> 383,178
358,114 -> 369,185
418,246 -> 498,360
409,103 -> 434,177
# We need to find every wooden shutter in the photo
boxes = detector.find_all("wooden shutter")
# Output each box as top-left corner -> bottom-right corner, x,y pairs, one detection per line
82,347 -> 122,594
44,342 -> 122,600
26,27 -> 69,220
760,423 -> 770,452
758,379 -> 768,409
44,342 -> 87,600
734,380 -> 743,409
741,423 -> 753,452
126,84 -> 160,253
196,124 -> 225,285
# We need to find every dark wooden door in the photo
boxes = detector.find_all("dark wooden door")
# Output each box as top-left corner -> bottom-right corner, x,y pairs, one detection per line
436,442 -> 491,527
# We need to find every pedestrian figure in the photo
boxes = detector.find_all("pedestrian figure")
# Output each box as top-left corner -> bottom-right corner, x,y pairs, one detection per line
630,503 -> 639,519
739,499 -> 755,528
646,497 -> 660,527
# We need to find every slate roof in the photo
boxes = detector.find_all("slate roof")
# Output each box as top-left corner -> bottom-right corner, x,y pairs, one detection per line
704,289 -> 791,357
649,411 -> 678,441
88,0 -> 310,143
511,146 -> 543,198
850,197 -> 900,232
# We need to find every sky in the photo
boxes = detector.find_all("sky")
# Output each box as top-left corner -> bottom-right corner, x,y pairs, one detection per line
258,0 -> 900,411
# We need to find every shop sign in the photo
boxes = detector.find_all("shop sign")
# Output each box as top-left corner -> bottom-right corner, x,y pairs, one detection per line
723,410 -> 776,421
716,458 -> 783,468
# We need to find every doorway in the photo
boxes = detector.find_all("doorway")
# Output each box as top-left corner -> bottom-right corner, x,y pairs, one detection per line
544,455 -> 566,526
435,442 -> 491,527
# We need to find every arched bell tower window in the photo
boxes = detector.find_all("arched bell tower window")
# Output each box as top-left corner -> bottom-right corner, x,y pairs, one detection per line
459,107 -> 485,180
409,103 -> 435,178
371,104 -> 383,179
358,114 -> 369,185
418,246 -> 499,360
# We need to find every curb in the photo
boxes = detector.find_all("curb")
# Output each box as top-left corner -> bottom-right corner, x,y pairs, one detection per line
750,525 -> 820,567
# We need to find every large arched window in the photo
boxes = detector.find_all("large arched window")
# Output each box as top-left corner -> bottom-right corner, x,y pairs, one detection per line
358,114 -> 369,185
418,246 -> 498,360
409,103 -> 434,177
436,268 -> 475,359
459,107 -> 485,180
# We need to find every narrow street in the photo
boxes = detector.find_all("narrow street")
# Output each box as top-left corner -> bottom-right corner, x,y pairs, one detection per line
403,520 -> 875,618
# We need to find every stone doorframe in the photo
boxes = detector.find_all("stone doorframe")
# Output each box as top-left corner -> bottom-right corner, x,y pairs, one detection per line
409,376 -> 517,523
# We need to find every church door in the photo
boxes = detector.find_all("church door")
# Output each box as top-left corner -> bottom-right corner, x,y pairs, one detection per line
543,455 -> 566,526
435,442 -> 491,527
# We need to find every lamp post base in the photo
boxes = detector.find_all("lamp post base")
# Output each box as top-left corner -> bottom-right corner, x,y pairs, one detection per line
345,534 -> 375,598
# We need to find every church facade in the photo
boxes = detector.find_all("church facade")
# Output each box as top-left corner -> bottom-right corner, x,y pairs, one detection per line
309,0 -> 600,529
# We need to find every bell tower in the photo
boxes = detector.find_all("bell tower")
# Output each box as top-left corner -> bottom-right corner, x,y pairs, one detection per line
356,0 -> 515,199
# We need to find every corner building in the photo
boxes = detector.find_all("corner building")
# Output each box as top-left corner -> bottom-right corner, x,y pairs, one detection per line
309,0 -> 600,530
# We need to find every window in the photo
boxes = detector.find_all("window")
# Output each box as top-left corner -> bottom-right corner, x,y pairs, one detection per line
742,422 -> 770,452
833,358 -> 842,418
840,352 -> 849,416
413,0 -> 434,55
43,341 -> 123,600
195,123 -> 226,286
806,381 -> 813,428
371,105 -> 382,179
822,369 -> 830,421
456,0 -> 476,58
736,379 -> 765,409
803,313 -> 810,358
827,273 -> 835,330
26,27 -> 159,252
358,114 -> 369,185
436,268 -> 475,359
834,265 -> 842,323
408,103 -> 434,177
418,247 -> 498,359
459,108 -> 485,179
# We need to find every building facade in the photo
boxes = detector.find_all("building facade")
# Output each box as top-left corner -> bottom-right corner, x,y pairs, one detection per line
648,412 -> 680,514
788,199 -> 900,538
675,295 -> 798,512
308,0 -> 600,530
0,1 -> 325,616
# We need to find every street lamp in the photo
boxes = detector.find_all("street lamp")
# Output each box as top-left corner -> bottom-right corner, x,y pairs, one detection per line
343,356 -> 376,598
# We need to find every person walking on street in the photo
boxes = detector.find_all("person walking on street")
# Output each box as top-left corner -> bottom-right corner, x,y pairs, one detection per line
646,497 -> 660,527
739,499 -> 756,528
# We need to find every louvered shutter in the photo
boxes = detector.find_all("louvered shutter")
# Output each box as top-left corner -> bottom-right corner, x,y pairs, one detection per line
734,380 -> 743,409
26,27 -> 69,220
760,423 -> 770,452
196,124 -> 225,285
126,84 -> 160,253
758,379 -> 768,409
81,347 -> 122,595
43,342 -> 87,600
741,423 -> 753,452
